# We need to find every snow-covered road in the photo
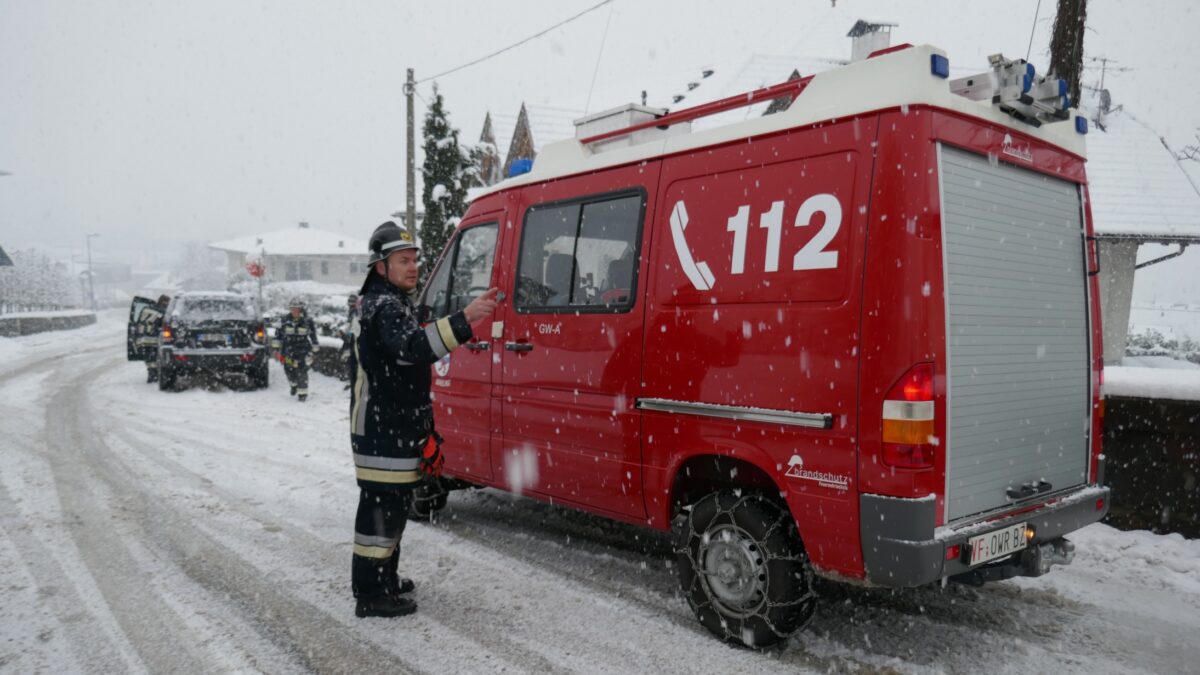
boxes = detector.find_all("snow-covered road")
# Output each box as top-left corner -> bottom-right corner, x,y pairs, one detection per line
2,314 -> 1198,674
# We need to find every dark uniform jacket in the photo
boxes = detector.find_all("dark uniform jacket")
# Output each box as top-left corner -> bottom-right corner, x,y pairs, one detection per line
349,273 -> 473,491
135,303 -> 167,360
276,314 -> 318,359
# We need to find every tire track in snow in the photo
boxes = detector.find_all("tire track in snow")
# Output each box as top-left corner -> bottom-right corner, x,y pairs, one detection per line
432,491 -> 893,674
43,355 -> 433,675
0,356 -> 151,673
88,362 -> 575,674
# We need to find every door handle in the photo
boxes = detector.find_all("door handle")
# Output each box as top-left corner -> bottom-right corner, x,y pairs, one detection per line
1006,480 -> 1052,500
464,342 -> 490,351
504,342 -> 533,352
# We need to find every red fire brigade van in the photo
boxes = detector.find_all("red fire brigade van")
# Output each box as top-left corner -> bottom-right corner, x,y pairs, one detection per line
417,44 -> 1108,647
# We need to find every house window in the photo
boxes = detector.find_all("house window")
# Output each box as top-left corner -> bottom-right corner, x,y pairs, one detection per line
321,261 -> 329,276
285,260 -> 313,281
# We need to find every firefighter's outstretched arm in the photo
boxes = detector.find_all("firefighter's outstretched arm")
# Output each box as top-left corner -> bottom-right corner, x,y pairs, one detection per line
376,288 -> 497,365
376,303 -> 473,365
463,288 -> 499,323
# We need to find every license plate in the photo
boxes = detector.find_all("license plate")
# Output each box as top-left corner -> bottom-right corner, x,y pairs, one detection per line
200,333 -> 228,344
967,522 -> 1028,566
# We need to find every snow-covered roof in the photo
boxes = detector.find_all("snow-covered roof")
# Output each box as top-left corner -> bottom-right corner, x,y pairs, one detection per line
139,272 -> 182,295
209,226 -> 368,257
1085,109 -> 1200,241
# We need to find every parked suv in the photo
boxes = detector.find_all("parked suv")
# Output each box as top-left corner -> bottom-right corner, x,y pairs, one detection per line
157,291 -> 269,390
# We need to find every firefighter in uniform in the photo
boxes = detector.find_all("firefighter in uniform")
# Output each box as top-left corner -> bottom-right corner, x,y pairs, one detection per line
349,221 -> 497,618
276,298 -> 319,401
136,294 -> 171,383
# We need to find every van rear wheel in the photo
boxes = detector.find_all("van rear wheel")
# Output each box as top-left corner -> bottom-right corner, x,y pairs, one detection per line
676,491 -> 816,648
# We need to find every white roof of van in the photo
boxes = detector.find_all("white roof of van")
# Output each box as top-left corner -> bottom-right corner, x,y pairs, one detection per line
474,44 -> 1088,200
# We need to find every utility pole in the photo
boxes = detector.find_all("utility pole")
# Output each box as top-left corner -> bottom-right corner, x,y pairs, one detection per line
85,233 -> 99,310
1049,0 -> 1088,107
404,68 -> 417,242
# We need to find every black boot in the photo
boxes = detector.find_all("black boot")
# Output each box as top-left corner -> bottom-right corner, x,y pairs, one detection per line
388,577 -> 416,596
147,369 -> 158,384
355,594 -> 417,618
298,394 -> 307,402
290,385 -> 297,396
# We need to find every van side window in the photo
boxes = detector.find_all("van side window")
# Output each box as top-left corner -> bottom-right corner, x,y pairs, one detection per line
421,222 -> 498,317
516,193 -> 642,311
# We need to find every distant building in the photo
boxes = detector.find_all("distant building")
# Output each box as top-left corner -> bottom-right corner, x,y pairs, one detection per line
476,112 -> 502,187
208,222 -> 369,287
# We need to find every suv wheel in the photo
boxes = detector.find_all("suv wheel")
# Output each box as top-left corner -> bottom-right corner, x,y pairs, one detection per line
251,364 -> 269,389
676,491 -> 816,648
157,365 -> 176,391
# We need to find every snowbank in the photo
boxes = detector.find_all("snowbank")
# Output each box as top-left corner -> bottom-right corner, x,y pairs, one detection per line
0,310 -> 96,337
1105,364 -> 1200,401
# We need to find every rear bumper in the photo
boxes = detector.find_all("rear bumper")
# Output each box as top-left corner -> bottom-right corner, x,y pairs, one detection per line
860,481 -> 1110,588
161,346 -> 267,372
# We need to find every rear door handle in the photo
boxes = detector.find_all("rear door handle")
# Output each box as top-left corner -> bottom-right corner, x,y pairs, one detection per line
464,342 -> 490,351
1006,480 -> 1052,500
504,342 -> 533,352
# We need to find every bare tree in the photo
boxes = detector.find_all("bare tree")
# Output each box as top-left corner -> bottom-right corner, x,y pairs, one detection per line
1178,131 -> 1200,163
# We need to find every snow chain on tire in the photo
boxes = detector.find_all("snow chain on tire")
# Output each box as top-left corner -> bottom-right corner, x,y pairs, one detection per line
675,491 -> 817,648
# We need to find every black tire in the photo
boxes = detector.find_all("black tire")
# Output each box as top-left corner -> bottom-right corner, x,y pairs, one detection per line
157,366 -> 175,391
408,479 -> 449,521
250,365 -> 269,390
676,491 -> 817,648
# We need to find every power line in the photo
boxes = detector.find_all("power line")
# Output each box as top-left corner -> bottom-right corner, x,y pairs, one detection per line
415,0 -> 614,85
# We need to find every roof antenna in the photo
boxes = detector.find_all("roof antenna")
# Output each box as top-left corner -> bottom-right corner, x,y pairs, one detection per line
1025,0 -> 1042,61
584,0 -> 616,114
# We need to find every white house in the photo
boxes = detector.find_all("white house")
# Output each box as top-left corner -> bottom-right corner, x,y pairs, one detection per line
209,223 -> 369,287
1086,105 -> 1200,363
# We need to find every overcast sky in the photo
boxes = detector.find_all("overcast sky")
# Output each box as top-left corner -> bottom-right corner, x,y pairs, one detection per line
2,0 -> 1197,294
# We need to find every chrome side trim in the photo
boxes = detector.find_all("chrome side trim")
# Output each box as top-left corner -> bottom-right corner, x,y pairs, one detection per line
636,398 -> 833,429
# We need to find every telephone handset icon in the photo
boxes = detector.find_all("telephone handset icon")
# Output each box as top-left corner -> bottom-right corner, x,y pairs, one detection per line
669,200 -> 715,291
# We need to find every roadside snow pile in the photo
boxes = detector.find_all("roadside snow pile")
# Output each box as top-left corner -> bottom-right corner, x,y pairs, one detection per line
1105,364 -> 1200,401
1056,524 -> 1200,595
0,310 -> 119,375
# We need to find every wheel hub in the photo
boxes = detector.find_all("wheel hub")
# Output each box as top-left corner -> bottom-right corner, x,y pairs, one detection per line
700,524 -> 766,617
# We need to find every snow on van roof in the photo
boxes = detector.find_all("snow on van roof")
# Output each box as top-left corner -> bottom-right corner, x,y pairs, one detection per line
473,45 -> 1088,200
1085,109 -> 1200,242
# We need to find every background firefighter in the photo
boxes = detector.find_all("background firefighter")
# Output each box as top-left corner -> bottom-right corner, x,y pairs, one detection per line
348,221 -> 497,618
276,299 -> 318,401
135,294 -> 170,383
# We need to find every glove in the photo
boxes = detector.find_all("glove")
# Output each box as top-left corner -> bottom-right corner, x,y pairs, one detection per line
419,431 -> 445,478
